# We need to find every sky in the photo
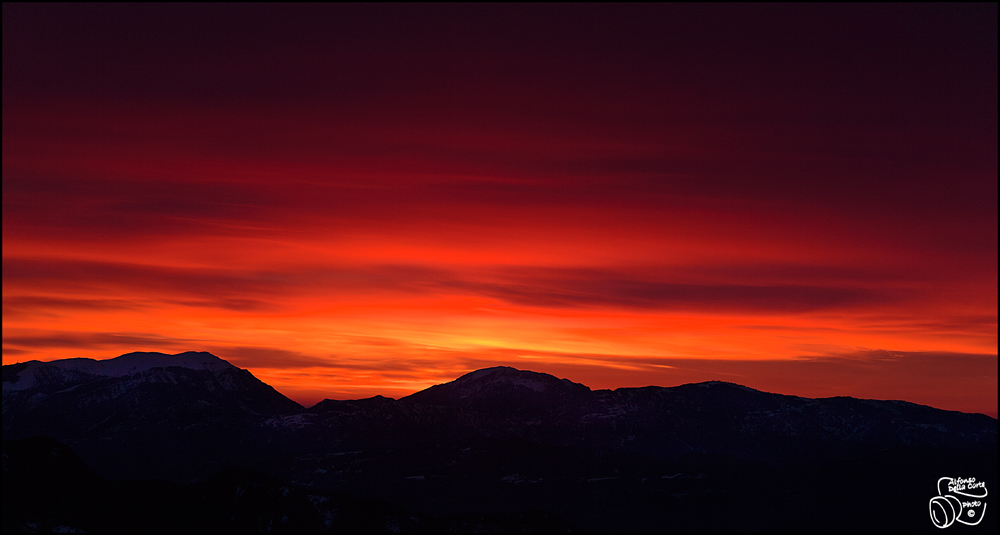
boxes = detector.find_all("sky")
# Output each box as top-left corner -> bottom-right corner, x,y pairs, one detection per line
3,4 -> 997,415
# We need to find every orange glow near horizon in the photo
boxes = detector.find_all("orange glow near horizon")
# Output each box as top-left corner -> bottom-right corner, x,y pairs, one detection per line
4,6 -> 997,418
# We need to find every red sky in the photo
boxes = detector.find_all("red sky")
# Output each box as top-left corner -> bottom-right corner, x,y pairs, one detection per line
3,4 -> 997,416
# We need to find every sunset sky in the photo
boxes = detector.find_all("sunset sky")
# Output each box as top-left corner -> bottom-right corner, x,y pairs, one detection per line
3,4 -> 997,415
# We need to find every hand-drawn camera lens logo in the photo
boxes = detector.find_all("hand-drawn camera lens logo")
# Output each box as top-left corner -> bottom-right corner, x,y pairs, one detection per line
929,476 -> 987,528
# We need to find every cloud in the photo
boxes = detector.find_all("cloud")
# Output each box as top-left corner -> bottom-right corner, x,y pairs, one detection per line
2,295 -> 143,311
166,299 -> 278,312
2,295 -> 145,320
3,257 -> 291,302
441,277 -> 886,313
4,256 -> 908,316
3,331 -> 195,351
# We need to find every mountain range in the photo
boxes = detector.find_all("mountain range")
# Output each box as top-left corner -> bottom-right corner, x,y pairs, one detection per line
3,351 -> 997,532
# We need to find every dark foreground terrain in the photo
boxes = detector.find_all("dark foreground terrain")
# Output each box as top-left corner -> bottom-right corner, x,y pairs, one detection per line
4,352 -> 997,532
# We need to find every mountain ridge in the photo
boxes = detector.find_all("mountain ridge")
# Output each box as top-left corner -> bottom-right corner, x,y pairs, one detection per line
3,351 -> 997,532
2,351 -> 234,392
8,352 -> 993,461
5,351 -> 994,418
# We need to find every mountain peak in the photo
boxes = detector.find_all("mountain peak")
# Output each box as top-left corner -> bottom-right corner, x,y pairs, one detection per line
111,350 -> 232,371
454,366 -> 524,382
402,366 -> 591,406
453,366 -> 587,392
687,380 -> 763,392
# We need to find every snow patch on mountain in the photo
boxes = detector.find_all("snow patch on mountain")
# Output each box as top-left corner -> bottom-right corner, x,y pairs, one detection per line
458,367 -> 512,382
265,413 -> 317,429
495,374 -> 549,392
455,367 -> 554,393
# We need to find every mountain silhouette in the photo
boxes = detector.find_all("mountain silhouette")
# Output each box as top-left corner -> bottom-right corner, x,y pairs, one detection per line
3,352 -> 997,532
3,351 -> 302,481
